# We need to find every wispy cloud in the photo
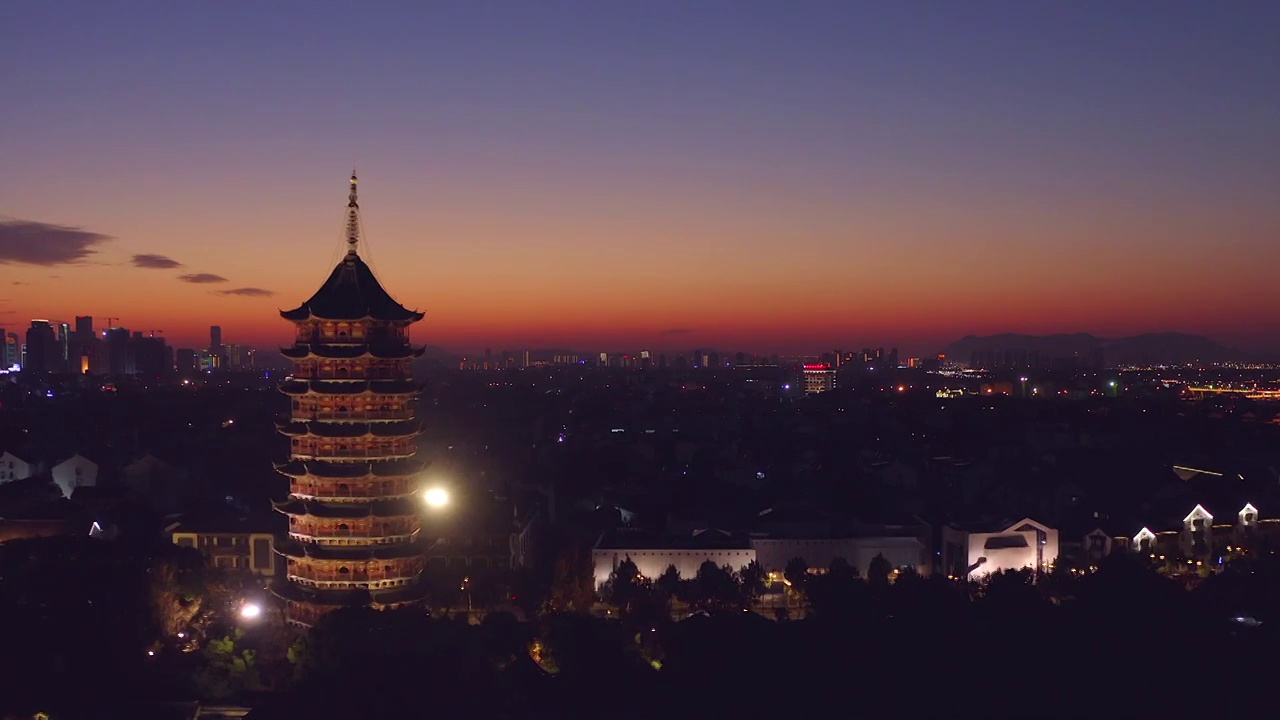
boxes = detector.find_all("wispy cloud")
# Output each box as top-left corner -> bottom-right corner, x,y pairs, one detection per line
178,273 -> 228,284
0,219 -> 113,265
132,253 -> 183,269
217,287 -> 274,297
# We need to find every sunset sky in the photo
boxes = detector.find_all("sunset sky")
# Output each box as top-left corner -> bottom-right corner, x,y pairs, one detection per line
2,2 -> 1278,356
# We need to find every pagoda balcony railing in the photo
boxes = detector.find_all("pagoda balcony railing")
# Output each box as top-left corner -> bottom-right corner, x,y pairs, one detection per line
288,531 -> 419,546
293,410 -> 413,422
289,486 -> 415,502
290,369 -> 409,380
290,448 -> 416,461
284,603 -> 327,628
289,576 -> 419,591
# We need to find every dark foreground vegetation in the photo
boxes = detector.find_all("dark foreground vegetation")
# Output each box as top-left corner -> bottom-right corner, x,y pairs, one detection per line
2,536 -> 1278,719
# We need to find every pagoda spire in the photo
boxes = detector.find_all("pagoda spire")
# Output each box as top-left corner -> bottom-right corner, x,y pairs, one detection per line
345,171 -> 360,257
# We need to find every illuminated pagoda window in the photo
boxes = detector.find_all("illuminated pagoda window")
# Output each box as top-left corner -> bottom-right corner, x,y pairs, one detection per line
271,173 -> 429,627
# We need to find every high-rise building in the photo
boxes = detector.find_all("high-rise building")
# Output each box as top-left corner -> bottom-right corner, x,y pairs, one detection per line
75,316 -> 94,340
210,326 -> 222,355
176,348 -> 197,375
24,320 -> 60,373
58,322 -> 71,363
104,328 -> 133,374
273,173 -> 428,627
3,332 -> 19,369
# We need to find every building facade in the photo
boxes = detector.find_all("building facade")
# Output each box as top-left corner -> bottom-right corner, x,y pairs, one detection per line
170,515 -> 278,577
52,453 -> 99,499
272,174 -> 428,627
802,364 -> 836,394
0,451 -> 36,483
942,517 -> 1060,579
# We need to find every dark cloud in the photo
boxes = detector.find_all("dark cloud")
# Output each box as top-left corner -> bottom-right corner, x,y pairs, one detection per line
0,219 -> 113,265
660,327 -> 698,335
131,253 -> 183,269
12,281 -> 26,285
217,287 -> 275,297
178,273 -> 229,284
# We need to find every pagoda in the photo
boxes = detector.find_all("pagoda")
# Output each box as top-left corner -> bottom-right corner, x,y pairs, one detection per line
272,173 -> 428,627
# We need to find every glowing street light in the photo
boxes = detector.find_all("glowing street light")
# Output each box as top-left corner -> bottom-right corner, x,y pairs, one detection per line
240,602 -> 262,620
423,487 -> 450,509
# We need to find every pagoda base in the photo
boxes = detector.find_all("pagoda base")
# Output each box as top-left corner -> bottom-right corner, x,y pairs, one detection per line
273,579 -> 430,628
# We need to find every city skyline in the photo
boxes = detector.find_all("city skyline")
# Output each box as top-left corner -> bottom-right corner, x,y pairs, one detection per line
3,3 -> 1279,355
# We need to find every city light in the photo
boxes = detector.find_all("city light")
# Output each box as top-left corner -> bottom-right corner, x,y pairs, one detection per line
424,487 -> 449,509
240,602 -> 262,620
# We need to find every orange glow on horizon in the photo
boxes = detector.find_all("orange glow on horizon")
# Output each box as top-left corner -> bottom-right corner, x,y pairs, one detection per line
6,173 -> 1279,355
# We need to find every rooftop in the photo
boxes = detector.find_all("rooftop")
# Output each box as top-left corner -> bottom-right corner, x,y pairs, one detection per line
280,254 -> 422,323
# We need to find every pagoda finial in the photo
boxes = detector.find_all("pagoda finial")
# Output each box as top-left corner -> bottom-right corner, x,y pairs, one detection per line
345,172 -> 360,257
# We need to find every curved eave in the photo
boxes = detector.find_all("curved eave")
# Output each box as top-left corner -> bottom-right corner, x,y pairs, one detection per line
277,420 -> 421,439
273,497 -> 418,518
279,345 -> 425,360
279,309 -> 425,323
274,459 -> 428,479
279,380 -> 421,396
276,538 -> 425,561
273,581 -> 428,607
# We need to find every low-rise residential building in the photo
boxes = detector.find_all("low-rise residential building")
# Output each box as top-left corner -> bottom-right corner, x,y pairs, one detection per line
167,512 -> 279,576
1101,501 -> 1280,561
52,453 -> 99,499
0,451 -> 37,483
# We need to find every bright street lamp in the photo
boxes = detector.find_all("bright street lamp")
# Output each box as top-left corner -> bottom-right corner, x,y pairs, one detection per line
239,603 -> 262,620
423,487 -> 450,509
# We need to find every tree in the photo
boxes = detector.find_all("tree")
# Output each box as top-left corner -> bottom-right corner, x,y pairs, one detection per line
783,556 -> 810,594
602,556 -> 646,615
547,544 -> 597,614
192,630 -> 262,701
806,557 -> 870,620
655,564 -> 682,600
682,561 -> 741,612
149,552 -> 205,638
739,560 -> 767,606
829,556 -> 857,581
867,553 -> 893,587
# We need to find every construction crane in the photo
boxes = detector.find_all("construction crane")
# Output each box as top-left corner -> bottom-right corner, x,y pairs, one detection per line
145,330 -> 164,338
102,317 -> 120,338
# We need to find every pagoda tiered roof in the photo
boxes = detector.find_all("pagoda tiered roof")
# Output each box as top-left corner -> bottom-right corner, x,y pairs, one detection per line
273,497 -> 418,518
280,379 -> 420,395
277,420 -> 420,438
272,580 -> 429,606
279,344 -> 424,360
280,254 -> 423,323
276,537 -> 426,561
274,458 -> 427,478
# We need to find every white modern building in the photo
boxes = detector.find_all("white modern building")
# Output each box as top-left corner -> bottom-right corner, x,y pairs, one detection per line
944,517 -> 1059,579
750,536 -> 926,577
592,529 -> 756,589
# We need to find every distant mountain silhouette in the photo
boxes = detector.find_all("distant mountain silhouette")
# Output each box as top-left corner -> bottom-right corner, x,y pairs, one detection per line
941,332 -> 1244,366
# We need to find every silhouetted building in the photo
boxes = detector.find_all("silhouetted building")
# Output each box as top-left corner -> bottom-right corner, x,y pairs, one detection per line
23,320 -> 60,373
176,348 -> 197,375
